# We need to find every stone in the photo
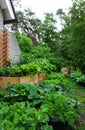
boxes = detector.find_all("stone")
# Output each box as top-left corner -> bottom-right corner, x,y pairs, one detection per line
61,67 -> 70,76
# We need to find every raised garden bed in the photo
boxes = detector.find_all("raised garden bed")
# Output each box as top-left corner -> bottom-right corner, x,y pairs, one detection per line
0,72 -> 46,88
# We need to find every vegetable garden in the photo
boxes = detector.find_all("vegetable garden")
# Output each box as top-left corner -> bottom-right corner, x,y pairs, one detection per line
0,0 -> 85,129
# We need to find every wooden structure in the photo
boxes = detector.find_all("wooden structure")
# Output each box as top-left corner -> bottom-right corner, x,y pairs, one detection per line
0,73 -> 46,88
0,30 -> 9,67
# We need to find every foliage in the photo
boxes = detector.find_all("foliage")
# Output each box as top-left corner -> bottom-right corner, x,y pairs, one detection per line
70,71 -> 83,81
2,83 -> 43,107
42,92 -> 81,129
3,26 -> 8,32
43,72 -> 85,95
54,55 -> 70,71
17,43 -> 57,75
60,0 -> 85,72
0,42 -> 57,76
77,75 -> 85,84
1,1 -> 85,129
11,9 -> 42,45
0,83 -> 82,130
10,0 -> 85,73
0,102 -> 51,130
40,13 -> 60,52
19,44 -> 56,64
44,72 -> 66,86
0,58 -> 56,77
17,33 -> 32,52
0,64 -> 40,76
70,70 -> 85,86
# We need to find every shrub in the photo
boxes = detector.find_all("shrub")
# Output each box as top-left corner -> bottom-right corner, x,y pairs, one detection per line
70,71 -> 83,81
44,72 -> 66,85
18,33 -> 32,52
70,70 -> 85,86
42,92 -> 81,129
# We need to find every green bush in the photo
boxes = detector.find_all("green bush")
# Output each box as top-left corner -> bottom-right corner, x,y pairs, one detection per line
53,55 -> 70,72
0,64 -> 39,77
42,92 -> 81,129
44,72 -> 66,86
18,33 -> 32,52
70,71 -> 82,81
70,70 -> 85,85
19,44 -> 56,64
77,75 -> 85,83
0,59 -> 56,77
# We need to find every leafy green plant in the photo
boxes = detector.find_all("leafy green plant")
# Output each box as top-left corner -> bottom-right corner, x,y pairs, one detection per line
0,102 -> 52,130
36,58 -> 56,73
70,70 -> 85,86
18,33 -> 32,52
0,82 -> 83,130
44,72 -> 66,85
77,75 -> 85,83
19,43 -> 57,70
0,59 -> 56,77
0,64 -> 40,77
2,83 -> 63,107
42,91 -> 81,129
70,70 -> 83,81
54,55 -> 70,71
0,83 -> 43,107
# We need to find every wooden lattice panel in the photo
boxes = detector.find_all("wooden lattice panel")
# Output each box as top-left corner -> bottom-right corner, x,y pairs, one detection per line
0,30 -> 9,67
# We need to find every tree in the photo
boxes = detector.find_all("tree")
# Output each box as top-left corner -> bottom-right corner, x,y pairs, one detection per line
56,8 -> 65,26
24,9 -> 42,45
10,8 -> 42,45
70,0 -> 85,71
40,13 -> 60,52
60,0 -> 85,72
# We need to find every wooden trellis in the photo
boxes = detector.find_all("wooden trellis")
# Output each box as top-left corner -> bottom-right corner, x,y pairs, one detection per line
0,30 -> 9,67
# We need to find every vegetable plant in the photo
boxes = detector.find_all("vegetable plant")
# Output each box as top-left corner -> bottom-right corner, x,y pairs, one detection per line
0,83 -> 82,130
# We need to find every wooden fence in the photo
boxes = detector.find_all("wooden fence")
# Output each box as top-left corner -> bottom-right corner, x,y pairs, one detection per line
0,30 -> 9,67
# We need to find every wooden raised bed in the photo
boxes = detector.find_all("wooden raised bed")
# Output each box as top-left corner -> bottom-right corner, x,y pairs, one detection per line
0,73 -> 46,88
38,72 -> 46,83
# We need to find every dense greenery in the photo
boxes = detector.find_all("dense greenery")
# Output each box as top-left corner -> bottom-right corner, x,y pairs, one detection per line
0,82 -> 82,130
0,43 -> 56,76
1,0 -> 85,129
12,0 -> 85,73
0,61 -> 56,77
60,0 -> 85,72
70,70 -> 85,86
